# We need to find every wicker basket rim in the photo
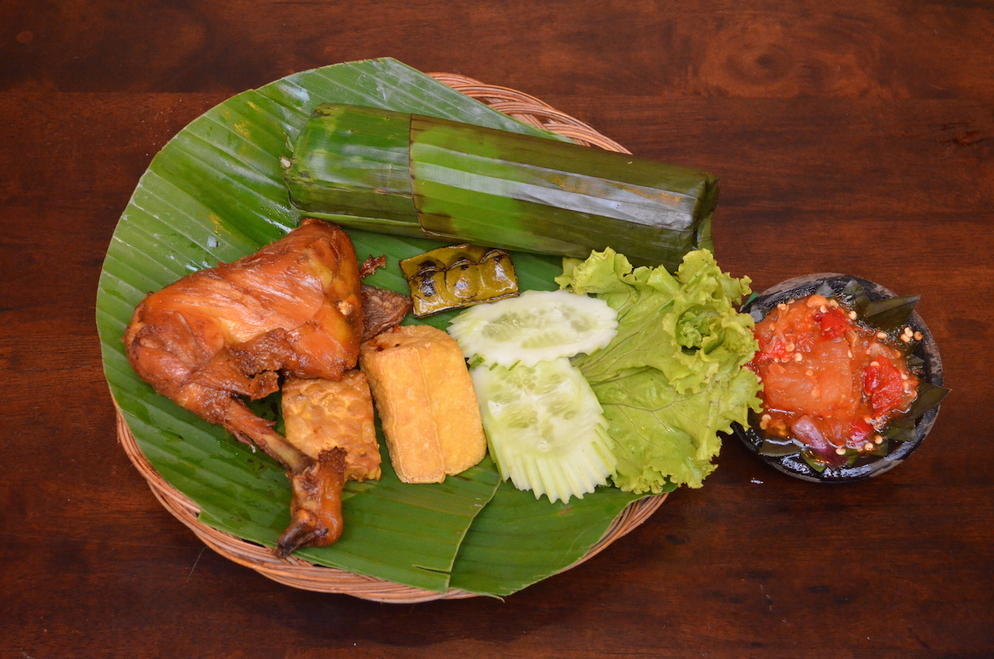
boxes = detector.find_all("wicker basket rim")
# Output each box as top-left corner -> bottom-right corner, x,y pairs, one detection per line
113,72 -> 666,603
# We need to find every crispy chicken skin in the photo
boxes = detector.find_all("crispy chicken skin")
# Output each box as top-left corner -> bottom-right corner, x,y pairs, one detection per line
358,253 -> 414,340
124,218 -> 405,555
360,285 -> 412,341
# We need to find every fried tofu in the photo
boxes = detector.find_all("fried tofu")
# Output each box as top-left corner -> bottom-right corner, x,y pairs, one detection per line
281,371 -> 380,481
360,325 -> 486,483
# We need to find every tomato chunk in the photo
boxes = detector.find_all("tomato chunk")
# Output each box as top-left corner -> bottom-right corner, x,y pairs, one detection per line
753,333 -> 789,364
815,308 -> 850,340
849,417 -> 874,444
863,359 -> 906,417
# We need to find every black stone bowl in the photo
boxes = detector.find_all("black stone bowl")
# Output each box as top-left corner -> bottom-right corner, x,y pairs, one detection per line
733,273 -> 944,483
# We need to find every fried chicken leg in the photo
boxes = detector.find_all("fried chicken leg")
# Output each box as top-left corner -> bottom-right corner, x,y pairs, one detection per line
126,218 -> 362,463
124,218 -> 408,555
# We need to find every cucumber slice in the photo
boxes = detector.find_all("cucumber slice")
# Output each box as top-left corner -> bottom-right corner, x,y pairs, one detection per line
448,290 -> 618,366
471,358 -> 616,503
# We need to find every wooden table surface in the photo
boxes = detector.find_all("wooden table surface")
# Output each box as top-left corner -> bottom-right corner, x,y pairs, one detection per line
2,1 -> 992,656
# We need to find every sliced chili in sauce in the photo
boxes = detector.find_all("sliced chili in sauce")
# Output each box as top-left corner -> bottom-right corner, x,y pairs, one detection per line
747,294 -> 919,463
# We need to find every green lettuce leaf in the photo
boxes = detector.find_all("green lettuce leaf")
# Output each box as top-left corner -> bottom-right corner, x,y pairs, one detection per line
556,248 -> 761,491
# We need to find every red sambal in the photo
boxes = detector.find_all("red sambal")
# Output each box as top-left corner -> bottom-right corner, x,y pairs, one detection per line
748,293 -> 919,463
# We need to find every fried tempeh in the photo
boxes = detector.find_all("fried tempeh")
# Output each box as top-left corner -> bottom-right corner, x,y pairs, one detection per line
277,371 -> 379,556
282,371 -> 380,481
360,325 -> 486,483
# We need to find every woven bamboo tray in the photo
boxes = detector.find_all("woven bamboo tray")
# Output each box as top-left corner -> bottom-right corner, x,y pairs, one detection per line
115,72 -> 668,603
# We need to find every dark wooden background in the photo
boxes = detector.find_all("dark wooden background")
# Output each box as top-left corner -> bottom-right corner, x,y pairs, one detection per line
2,1 -> 992,655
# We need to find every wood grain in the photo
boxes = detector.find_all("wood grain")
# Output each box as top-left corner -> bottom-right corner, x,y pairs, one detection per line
1,0 -> 992,655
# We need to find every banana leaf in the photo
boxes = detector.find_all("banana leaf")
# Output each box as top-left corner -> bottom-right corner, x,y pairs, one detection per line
97,57 -> 660,595
450,483 -> 669,596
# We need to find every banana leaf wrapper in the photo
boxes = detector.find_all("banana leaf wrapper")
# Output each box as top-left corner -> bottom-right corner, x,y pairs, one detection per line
284,104 -> 717,269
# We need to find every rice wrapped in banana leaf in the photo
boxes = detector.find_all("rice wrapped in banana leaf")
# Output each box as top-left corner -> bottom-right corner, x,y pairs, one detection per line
283,104 -> 717,269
